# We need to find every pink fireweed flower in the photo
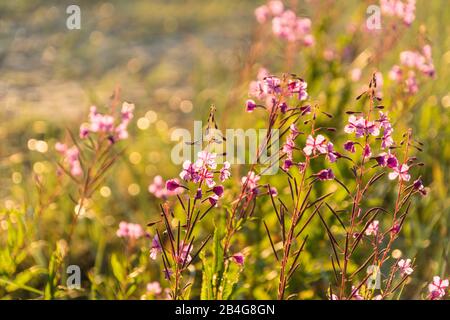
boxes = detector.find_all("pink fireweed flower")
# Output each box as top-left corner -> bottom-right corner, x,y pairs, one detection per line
208,194 -> 219,207
121,102 -> 135,123
428,276 -> 449,300
365,220 -> 379,236
55,143 -> 83,177
287,79 -> 308,101
363,144 -> 372,158
344,115 -> 380,138
316,169 -> 335,181
196,151 -> 217,169
79,123 -> 89,139
150,235 -> 162,260
166,179 -> 182,191
180,160 -> 200,182
146,281 -> 162,295
405,71 -> 419,94
390,45 -> 435,94
413,178 -> 427,196
81,102 -> 134,142
212,185 -> 224,197
344,141 -> 356,153
246,99 -> 257,113
282,136 -> 295,158
326,142 -> 340,163
388,163 -> 411,181
282,158 -> 294,170
175,242 -> 193,265
241,171 -> 260,191
231,253 -> 245,266
397,259 -> 414,276
272,10 -> 314,46
116,221 -> 144,240
389,65 -> 403,81
303,135 -> 327,156
375,152 -> 398,168
289,123 -> 300,139
149,176 -> 183,199
219,161 -> 231,182
378,112 -> 394,149
254,1 -> 284,24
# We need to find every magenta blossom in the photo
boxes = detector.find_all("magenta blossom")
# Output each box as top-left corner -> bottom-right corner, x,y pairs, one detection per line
149,176 -> 183,199
413,178 -> 427,196
246,99 -> 257,113
326,142 -> 340,163
428,276 -> 449,300
231,253 -> 245,266
316,169 -> 335,181
166,179 -> 181,191
343,141 -> 356,153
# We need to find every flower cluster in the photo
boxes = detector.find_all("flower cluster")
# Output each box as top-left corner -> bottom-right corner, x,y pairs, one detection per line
55,142 -> 82,177
149,175 -> 183,199
166,150 -> 231,207
116,221 -> 145,240
389,45 -> 435,94
343,111 -> 413,182
247,70 -> 308,113
380,0 -> 416,26
255,1 -> 314,45
79,102 -> 135,143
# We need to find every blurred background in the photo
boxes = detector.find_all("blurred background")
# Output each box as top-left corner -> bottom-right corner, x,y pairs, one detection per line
0,0 -> 448,299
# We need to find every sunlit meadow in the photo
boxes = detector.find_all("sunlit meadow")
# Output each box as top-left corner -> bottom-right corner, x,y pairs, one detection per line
0,0 -> 449,300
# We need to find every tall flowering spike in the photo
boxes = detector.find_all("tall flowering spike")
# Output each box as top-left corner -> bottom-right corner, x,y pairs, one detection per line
316,168 -> 335,181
